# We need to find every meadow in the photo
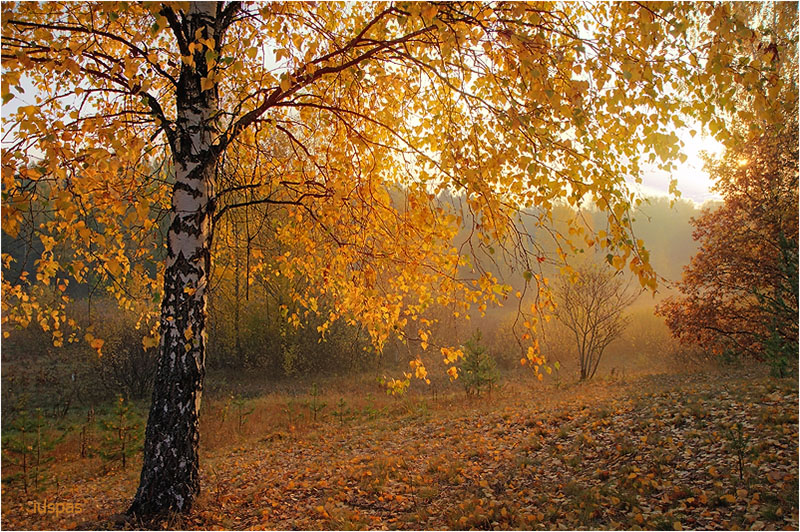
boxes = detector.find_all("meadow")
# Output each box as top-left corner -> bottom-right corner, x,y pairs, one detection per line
2,363 -> 797,530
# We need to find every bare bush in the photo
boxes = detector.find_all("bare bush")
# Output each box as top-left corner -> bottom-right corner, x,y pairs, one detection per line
554,263 -> 639,380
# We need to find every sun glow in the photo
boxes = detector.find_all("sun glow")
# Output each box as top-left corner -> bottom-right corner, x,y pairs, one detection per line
634,129 -> 726,205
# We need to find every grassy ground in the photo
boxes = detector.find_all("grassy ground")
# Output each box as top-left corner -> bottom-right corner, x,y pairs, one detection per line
1,368 -> 797,530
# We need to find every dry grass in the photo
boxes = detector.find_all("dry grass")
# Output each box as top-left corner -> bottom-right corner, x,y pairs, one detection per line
2,364 -> 796,531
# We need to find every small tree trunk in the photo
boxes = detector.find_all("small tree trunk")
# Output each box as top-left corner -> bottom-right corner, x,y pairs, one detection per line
35,422 -> 41,490
80,425 -> 86,459
579,349 -> 588,381
589,349 -> 603,380
21,431 -> 28,496
234,250 -> 243,365
129,2 -> 220,516
578,331 -> 589,381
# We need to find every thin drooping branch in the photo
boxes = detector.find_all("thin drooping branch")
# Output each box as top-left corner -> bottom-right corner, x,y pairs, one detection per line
5,17 -> 178,85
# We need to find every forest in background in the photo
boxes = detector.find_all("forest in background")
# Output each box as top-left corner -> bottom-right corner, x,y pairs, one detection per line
1,194 -> 706,414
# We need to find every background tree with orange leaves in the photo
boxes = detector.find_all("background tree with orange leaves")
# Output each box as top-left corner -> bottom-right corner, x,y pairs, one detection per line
656,1 -> 798,374
657,117 -> 798,371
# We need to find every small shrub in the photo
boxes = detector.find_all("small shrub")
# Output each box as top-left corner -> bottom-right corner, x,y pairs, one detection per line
362,392 -> 384,420
719,346 -> 741,367
79,407 -> 96,459
2,406 -> 64,494
333,397 -> 350,424
232,394 -> 254,433
2,406 -> 34,495
97,395 -> 142,470
305,383 -> 327,421
30,409 -> 64,490
725,421 -> 751,481
96,326 -> 158,400
460,330 -> 499,397
763,327 -> 794,378
282,399 -> 303,429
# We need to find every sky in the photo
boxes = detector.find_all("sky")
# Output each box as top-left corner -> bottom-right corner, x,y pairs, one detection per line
635,132 -> 725,205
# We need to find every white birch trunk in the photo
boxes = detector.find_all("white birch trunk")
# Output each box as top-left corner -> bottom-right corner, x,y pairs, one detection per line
130,1 -> 220,516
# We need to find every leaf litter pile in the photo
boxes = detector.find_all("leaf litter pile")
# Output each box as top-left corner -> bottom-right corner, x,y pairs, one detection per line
3,370 -> 797,530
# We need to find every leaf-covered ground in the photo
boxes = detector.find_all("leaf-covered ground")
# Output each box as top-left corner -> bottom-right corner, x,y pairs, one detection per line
2,370 -> 797,530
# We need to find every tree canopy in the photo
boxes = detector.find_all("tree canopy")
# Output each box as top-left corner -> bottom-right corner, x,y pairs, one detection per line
5,2 -> 788,348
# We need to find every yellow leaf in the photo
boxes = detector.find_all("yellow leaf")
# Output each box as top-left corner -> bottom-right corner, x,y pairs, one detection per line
142,335 -> 159,350
200,75 -> 214,92
441,346 -> 462,364
19,105 -> 37,117
526,346 -> 536,360
107,258 -> 122,277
